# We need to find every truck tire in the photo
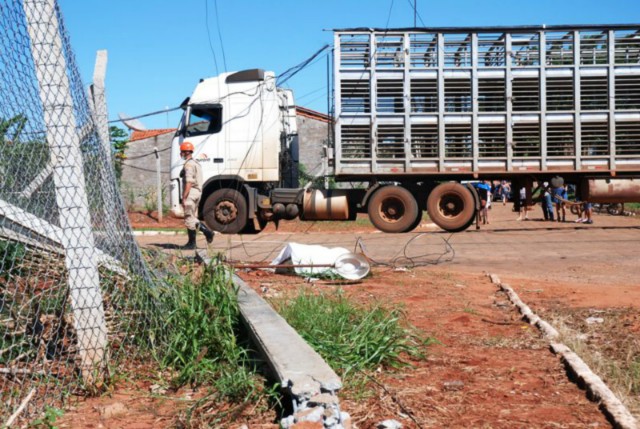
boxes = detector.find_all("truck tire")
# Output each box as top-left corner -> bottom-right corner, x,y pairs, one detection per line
427,183 -> 476,232
405,210 -> 424,232
202,188 -> 247,234
367,186 -> 419,233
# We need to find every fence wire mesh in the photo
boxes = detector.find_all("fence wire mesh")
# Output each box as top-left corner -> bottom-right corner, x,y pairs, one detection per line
0,0 -> 161,422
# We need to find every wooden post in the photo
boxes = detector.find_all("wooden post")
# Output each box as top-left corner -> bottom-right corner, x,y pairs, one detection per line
23,0 -> 107,383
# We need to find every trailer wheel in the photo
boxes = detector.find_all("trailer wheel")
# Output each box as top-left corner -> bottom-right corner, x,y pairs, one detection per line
427,183 -> 476,232
367,186 -> 419,233
404,210 -> 424,232
203,188 -> 247,234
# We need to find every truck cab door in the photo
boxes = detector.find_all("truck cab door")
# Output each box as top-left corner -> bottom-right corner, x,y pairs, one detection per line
170,105 -> 225,218
183,104 -> 225,177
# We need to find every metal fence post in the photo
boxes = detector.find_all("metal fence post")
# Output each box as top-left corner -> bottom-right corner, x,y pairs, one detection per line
23,0 -> 107,383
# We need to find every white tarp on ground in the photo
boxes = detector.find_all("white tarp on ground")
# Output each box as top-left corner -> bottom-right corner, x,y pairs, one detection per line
271,243 -> 371,280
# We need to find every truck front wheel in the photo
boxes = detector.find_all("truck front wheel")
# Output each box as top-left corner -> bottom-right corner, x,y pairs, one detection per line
202,188 -> 248,234
367,186 -> 419,233
427,183 -> 475,232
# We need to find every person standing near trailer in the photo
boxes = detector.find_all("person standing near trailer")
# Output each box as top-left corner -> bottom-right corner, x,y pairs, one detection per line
179,141 -> 214,249
516,186 -> 530,221
553,184 -> 568,222
542,183 -> 555,222
500,180 -> 510,205
474,181 -> 492,225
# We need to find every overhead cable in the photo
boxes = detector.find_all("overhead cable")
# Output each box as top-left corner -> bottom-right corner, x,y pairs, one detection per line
204,0 -> 220,75
213,0 -> 228,72
108,106 -> 181,125
277,44 -> 331,86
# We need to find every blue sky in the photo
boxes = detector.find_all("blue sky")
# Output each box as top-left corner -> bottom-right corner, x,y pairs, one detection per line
58,0 -> 639,131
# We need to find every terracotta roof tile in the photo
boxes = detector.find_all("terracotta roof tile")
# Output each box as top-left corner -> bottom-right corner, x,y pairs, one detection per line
129,128 -> 176,142
295,106 -> 333,123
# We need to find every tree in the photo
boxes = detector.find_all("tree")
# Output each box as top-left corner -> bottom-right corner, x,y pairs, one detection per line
110,125 -> 128,182
0,114 -> 27,143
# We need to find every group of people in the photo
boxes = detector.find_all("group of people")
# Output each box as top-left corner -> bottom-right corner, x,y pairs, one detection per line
516,182 -> 594,224
474,179 -> 594,225
538,183 -> 593,224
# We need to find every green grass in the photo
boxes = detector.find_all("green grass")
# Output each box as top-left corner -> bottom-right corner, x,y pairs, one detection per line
273,289 -> 434,383
29,406 -> 64,429
0,239 -> 26,279
158,263 -> 254,394
155,262 -> 283,427
625,202 -> 640,213
463,306 -> 480,316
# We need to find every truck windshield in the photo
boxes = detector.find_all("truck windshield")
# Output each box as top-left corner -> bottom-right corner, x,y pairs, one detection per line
185,105 -> 222,137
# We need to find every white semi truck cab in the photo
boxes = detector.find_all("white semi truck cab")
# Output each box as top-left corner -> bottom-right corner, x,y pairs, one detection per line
170,68 -> 351,234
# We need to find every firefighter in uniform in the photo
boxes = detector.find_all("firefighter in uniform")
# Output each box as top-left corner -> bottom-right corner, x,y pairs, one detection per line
179,141 -> 214,249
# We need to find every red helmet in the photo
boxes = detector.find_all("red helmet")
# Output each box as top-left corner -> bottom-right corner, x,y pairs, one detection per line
180,141 -> 194,152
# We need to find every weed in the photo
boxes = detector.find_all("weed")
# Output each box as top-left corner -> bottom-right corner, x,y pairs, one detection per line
463,306 -> 479,316
121,183 -> 138,212
273,289 -> 433,380
158,263 -> 257,395
29,406 -> 64,429
0,239 -> 26,279
549,312 -> 640,416
626,202 -> 640,213
141,185 -> 170,215
153,262 -> 280,426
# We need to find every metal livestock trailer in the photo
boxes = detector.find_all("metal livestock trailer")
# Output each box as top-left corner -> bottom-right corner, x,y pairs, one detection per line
332,25 -> 640,181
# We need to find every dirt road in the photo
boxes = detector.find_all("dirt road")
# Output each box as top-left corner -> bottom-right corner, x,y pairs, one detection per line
139,203 -> 640,296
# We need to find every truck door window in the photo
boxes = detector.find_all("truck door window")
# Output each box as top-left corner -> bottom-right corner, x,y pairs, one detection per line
185,106 -> 222,137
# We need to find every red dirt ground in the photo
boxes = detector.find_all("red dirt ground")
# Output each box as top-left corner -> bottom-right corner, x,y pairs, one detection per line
128,211 -> 184,229
56,205 -> 639,428
238,268 -> 610,428
55,266 -> 620,429
127,210 -> 381,233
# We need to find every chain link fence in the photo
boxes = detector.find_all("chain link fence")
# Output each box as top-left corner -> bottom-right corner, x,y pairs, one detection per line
1,0 -> 162,422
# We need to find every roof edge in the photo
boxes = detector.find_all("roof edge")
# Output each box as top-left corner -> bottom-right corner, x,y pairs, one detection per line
333,23 -> 640,33
295,106 -> 333,124
129,128 -> 176,143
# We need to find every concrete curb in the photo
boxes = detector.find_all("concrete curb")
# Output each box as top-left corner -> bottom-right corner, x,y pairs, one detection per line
196,251 -> 350,428
132,230 -> 184,236
488,273 -> 638,429
234,274 -> 350,429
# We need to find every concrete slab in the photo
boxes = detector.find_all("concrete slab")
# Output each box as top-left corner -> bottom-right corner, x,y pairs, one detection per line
194,251 -> 348,427
233,274 -> 342,395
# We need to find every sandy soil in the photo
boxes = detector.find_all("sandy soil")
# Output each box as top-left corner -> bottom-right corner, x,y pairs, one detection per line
56,204 -> 640,428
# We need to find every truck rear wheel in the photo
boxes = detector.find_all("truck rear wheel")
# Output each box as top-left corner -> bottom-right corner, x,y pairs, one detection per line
203,188 -> 247,234
367,186 -> 419,233
427,183 -> 475,232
